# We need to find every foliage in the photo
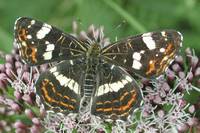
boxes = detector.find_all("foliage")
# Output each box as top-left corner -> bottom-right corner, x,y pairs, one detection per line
0,0 -> 200,54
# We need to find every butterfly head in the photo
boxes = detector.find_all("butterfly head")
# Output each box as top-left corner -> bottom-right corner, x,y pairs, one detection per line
86,43 -> 101,58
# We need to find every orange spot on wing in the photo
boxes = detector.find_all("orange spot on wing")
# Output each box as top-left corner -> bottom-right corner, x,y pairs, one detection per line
119,91 -> 137,111
40,79 -> 75,110
41,79 -> 57,103
165,43 -> 173,54
57,92 -> 62,97
22,45 -> 37,63
60,102 -> 74,110
64,95 -> 70,100
146,60 -> 156,76
18,28 -> 28,41
158,43 -> 177,74
96,90 -> 137,113
63,95 -> 76,103
56,91 -> 77,104
96,91 -> 131,106
119,91 -> 129,101
104,108 -> 113,112
48,82 -> 56,93
29,47 -> 37,63
159,52 -> 176,73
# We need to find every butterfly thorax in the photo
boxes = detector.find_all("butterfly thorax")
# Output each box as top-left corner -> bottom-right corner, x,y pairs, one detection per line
86,43 -> 101,58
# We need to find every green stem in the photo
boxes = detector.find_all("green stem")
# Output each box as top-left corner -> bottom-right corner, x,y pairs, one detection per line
102,0 -> 146,33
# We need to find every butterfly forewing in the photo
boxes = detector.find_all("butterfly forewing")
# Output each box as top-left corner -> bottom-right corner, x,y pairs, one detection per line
36,59 -> 84,114
14,17 -> 88,65
91,63 -> 141,120
101,30 -> 183,78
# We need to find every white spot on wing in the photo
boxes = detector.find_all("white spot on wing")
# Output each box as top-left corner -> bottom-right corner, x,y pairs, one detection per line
125,76 -> 133,82
68,80 -> 74,91
142,33 -> 156,50
70,60 -> 74,65
56,74 -> 65,86
117,81 -> 124,89
31,20 -> 35,25
97,85 -> 104,96
132,52 -> 141,61
73,83 -> 79,94
110,82 -> 120,92
111,65 -> 114,69
96,77 -> 132,96
27,35 -> 32,39
159,48 -> 165,53
161,31 -> 166,37
50,67 -> 57,73
45,41 -> 50,44
22,41 -> 27,46
53,72 -> 80,94
46,44 -> 55,51
140,50 -> 145,54
163,56 -> 168,61
53,72 -> 59,76
121,79 -> 128,85
43,51 -> 52,60
177,31 -> 183,47
132,60 -> 142,70
36,23 -> 52,39
104,84 -> 110,94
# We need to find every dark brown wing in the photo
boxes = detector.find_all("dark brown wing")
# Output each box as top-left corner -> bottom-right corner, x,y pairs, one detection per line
36,59 -> 84,114
14,17 -> 88,65
101,30 -> 183,78
91,63 -> 141,120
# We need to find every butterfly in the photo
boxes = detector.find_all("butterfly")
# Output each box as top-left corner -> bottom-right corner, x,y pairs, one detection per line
14,17 -> 183,120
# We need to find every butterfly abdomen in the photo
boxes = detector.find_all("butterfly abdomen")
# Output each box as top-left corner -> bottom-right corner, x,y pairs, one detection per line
83,64 -> 96,97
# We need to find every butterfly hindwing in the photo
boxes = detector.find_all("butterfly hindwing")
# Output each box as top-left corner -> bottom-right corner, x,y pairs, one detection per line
14,17 -> 87,65
36,59 -> 84,114
101,30 -> 183,78
91,63 -> 141,120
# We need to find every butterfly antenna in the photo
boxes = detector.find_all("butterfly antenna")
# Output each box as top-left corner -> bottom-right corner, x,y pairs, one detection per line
105,20 -> 127,41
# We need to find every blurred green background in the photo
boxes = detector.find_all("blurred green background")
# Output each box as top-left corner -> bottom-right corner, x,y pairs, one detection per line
0,0 -> 200,55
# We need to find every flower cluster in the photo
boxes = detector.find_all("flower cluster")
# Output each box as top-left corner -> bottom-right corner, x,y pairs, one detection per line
0,50 -> 46,132
135,48 -> 200,132
0,23 -> 199,133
